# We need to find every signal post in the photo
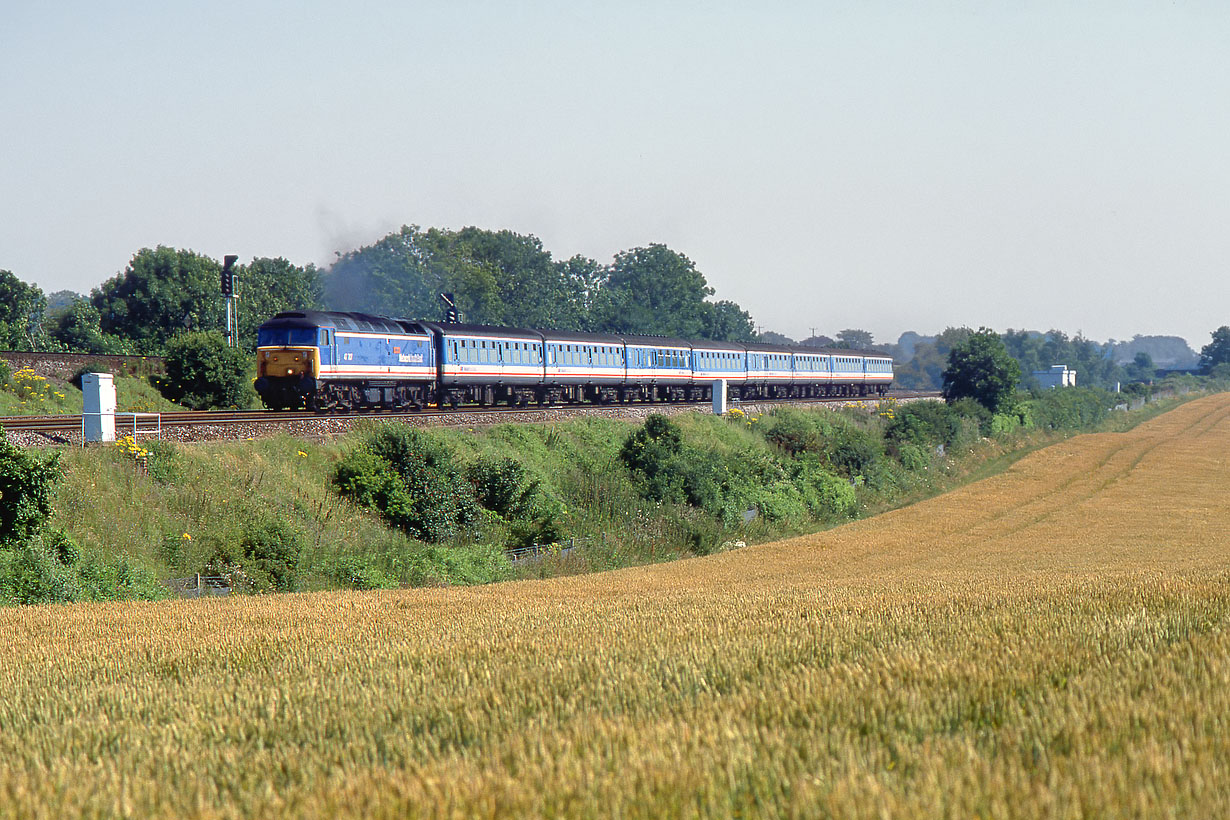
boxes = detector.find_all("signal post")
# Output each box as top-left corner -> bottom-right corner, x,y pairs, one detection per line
221,254 -> 239,347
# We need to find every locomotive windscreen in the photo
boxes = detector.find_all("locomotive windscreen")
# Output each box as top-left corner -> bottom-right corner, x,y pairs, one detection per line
258,328 -> 319,346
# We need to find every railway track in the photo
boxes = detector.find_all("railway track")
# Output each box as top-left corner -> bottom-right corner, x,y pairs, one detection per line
1,391 -> 940,442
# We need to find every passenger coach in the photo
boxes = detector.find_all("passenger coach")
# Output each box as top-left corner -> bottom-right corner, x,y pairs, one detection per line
254,311 -> 893,411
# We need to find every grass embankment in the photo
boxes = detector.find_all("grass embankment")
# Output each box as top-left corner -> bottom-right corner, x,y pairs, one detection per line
25,387 -> 1213,600
0,369 -> 180,415
0,393 -> 1228,817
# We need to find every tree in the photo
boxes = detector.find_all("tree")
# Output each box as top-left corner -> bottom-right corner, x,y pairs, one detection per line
703,300 -> 756,342
44,290 -> 81,312
154,332 -> 254,409
837,329 -> 874,350
323,225 -> 440,318
590,244 -> 714,338
798,334 -> 834,348
1002,328 -> 1122,390
556,255 -> 608,330
234,257 -> 322,348
942,327 -> 1021,413
448,227 -> 577,329
0,270 -> 47,350
1199,326 -> 1230,373
893,327 -> 972,391
1124,352 -> 1155,382
760,331 -> 797,345
47,300 -> 131,354
323,226 -> 589,329
93,247 -> 223,353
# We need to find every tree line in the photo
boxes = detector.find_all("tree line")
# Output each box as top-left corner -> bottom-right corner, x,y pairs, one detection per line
0,226 -> 761,356
892,326 -> 1230,392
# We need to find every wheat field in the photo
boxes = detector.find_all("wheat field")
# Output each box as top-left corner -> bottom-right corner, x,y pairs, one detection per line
3,395 -> 1229,818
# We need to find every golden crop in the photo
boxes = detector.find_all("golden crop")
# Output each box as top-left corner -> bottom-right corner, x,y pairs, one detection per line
2,395 -> 1230,818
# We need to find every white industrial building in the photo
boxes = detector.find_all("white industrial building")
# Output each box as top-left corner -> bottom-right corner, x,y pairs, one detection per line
1033,364 -> 1076,389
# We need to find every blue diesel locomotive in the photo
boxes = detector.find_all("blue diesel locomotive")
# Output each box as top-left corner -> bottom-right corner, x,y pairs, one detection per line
254,310 -> 893,411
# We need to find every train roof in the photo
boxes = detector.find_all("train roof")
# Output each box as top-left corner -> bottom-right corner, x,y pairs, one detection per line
689,339 -> 748,352
537,328 -> 628,345
262,311 -> 430,335
742,341 -> 801,355
419,321 -> 544,341
618,333 -> 698,349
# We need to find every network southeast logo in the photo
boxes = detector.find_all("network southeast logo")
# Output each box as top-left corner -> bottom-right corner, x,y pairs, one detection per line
399,353 -> 425,363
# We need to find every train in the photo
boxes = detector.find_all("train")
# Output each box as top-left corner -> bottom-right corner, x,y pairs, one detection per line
253,310 -> 894,411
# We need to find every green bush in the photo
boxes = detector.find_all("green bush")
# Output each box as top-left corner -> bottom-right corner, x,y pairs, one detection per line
619,415 -> 686,502
762,411 -> 822,456
896,442 -> 931,472
948,397 -> 993,436
990,412 -> 1021,437
328,554 -> 396,590
468,456 -> 539,519
755,482 -> 810,525
885,401 -> 960,449
1025,388 -> 1115,431
333,425 -> 478,543
238,518 -> 304,592
43,527 -> 80,565
333,449 -> 409,512
0,440 -> 62,545
1,536 -> 80,605
796,462 -> 857,520
154,331 -> 254,409
75,554 -> 166,601
829,430 -> 885,483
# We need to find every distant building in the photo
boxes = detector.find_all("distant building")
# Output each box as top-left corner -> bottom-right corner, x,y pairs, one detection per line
1034,364 -> 1076,389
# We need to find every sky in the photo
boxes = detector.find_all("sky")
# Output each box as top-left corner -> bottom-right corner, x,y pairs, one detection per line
3,1 -> 1229,349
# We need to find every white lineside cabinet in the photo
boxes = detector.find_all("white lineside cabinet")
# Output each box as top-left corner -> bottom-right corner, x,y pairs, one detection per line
82,372 -> 116,442
711,379 -> 727,415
